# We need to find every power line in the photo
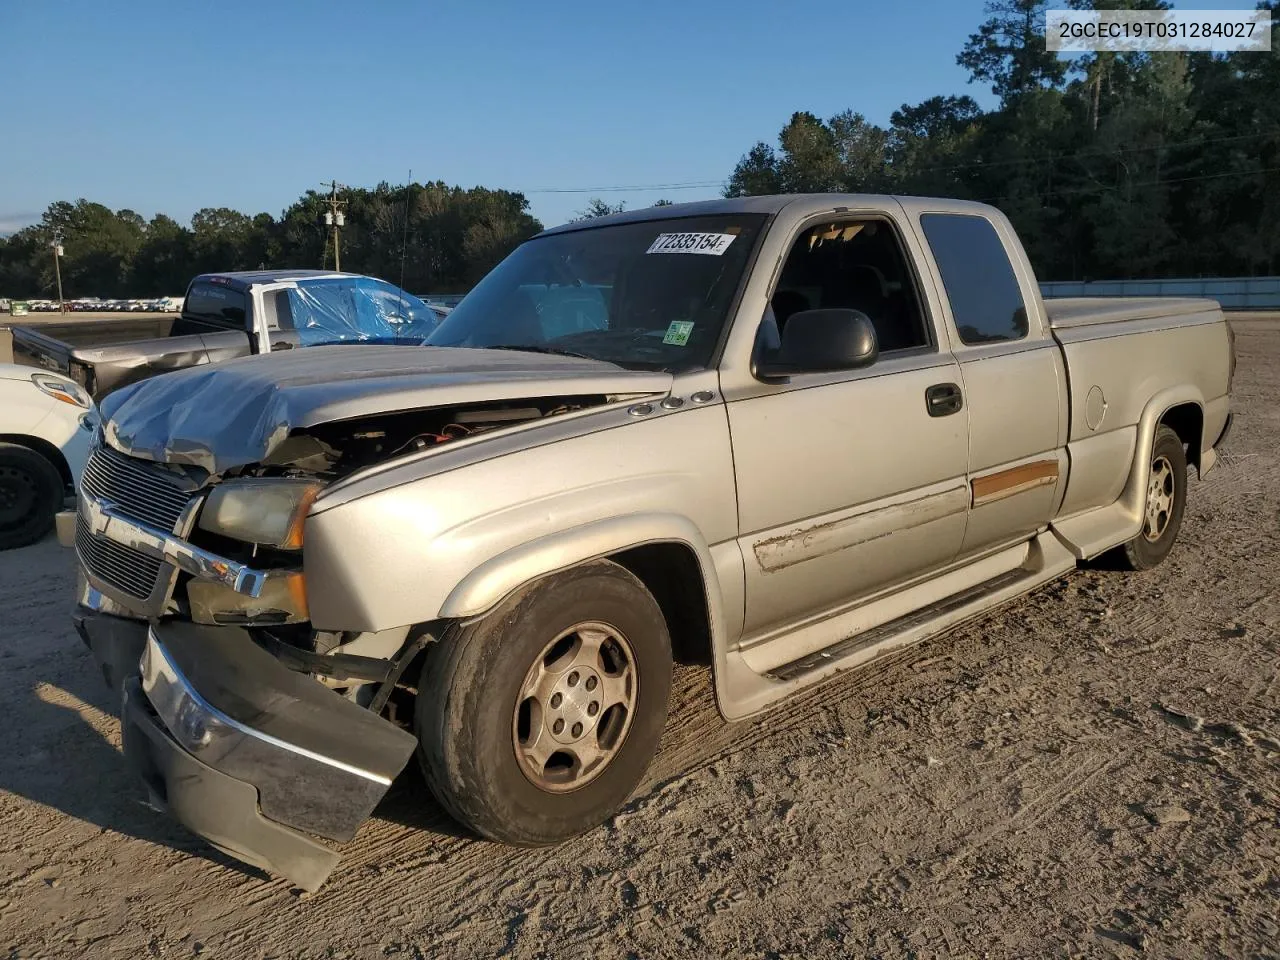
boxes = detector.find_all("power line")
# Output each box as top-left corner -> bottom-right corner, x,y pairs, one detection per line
910,128 -> 1280,177
979,164 -> 1280,204
518,128 -> 1280,196
523,180 -> 724,194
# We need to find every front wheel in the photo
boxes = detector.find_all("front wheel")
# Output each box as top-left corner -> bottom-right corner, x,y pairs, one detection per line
415,560 -> 673,846
1110,424 -> 1187,571
0,442 -> 64,551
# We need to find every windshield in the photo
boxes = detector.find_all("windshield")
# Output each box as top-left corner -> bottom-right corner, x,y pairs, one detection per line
425,214 -> 768,370
280,277 -> 440,345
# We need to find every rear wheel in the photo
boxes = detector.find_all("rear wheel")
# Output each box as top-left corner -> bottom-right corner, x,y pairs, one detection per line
1110,425 -> 1187,571
0,443 -> 63,551
415,560 -> 673,845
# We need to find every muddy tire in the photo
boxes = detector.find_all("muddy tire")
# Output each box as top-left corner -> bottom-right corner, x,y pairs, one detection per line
1109,425 -> 1187,571
415,560 -> 673,846
0,443 -> 63,551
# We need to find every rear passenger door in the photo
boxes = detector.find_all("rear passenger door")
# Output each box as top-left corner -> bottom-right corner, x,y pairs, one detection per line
914,211 -> 1067,558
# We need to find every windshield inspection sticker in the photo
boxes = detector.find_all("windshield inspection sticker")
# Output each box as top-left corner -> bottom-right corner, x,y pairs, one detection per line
662,320 -> 695,346
646,232 -> 737,256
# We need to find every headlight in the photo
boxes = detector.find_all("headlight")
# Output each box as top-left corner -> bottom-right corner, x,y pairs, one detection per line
31,372 -> 92,409
197,479 -> 322,549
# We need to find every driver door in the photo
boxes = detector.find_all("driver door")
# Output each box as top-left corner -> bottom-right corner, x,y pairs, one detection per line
728,215 -> 970,640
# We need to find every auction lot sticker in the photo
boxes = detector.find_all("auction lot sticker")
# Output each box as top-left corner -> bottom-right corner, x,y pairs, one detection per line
647,232 -> 737,255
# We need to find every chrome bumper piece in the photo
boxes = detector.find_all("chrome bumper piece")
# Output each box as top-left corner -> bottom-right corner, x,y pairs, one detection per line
79,493 -> 269,599
77,617 -> 418,891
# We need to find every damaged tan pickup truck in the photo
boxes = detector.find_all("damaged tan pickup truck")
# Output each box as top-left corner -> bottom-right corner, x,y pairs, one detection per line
64,195 -> 1234,890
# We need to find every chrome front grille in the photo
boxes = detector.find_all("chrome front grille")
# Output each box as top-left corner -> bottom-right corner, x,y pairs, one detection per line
77,446 -> 197,608
76,513 -> 163,600
81,446 -> 192,531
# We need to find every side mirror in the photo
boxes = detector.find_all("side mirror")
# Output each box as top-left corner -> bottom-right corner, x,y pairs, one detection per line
756,308 -> 879,381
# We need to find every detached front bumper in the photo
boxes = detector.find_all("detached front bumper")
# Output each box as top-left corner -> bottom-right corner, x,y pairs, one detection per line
77,613 -> 418,891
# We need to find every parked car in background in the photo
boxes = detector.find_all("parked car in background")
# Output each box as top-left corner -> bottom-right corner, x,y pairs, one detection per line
64,194 -> 1231,889
0,364 -> 96,550
10,271 -> 441,401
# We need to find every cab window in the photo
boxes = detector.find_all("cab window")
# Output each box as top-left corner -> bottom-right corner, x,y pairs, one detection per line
770,218 -> 931,353
920,213 -> 1028,344
181,282 -> 248,329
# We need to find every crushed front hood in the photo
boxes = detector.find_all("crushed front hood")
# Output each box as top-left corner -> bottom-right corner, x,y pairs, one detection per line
100,345 -> 672,473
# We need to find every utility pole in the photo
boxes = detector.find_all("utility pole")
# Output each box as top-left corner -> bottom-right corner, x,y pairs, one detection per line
322,180 -> 347,271
50,232 -> 65,314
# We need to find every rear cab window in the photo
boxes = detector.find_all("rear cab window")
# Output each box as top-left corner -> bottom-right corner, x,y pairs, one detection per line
919,213 -> 1028,345
180,281 -> 249,331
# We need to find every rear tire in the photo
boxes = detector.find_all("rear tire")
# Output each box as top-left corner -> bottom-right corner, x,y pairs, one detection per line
415,560 -> 673,846
0,442 -> 63,551
1109,425 -> 1187,571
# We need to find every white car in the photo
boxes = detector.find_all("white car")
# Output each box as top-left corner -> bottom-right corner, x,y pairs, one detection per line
0,364 -> 97,550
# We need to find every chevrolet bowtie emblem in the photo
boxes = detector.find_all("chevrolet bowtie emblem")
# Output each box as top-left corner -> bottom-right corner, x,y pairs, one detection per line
89,499 -> 116,536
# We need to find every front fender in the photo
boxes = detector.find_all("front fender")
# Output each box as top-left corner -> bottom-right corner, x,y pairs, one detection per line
301,403 -> 739,634
440,512 -> 724,620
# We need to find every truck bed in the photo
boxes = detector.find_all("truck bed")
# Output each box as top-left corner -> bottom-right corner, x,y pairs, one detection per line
1044,296 -> 1220,329
9,317 -> 178,347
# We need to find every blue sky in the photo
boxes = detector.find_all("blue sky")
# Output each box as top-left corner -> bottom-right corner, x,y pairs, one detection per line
0,0 -> 1256,233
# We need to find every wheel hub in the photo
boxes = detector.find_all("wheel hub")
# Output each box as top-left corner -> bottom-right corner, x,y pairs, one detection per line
512,621 -> 637,793
1143,454 -> 1175,543
546,665 -> 604,744
0,465 -> 37,529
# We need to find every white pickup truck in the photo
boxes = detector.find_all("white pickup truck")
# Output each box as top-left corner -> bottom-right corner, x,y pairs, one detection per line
65,194 -> 1233,889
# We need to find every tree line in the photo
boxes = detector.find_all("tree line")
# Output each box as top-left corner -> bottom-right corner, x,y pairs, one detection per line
0,183 -> 542,299
726,0 -> 1280,280
3,0 -> 1276,299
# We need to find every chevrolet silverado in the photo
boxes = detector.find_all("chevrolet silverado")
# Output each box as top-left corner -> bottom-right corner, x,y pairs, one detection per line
62,194 -> 1234,889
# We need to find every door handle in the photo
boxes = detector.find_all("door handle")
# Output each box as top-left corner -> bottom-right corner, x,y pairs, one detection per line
926,382 -> 963,417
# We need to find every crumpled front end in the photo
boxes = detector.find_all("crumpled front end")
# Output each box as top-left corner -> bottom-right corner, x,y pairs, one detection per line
77,611 -> 417,891
65,430 -> 418,890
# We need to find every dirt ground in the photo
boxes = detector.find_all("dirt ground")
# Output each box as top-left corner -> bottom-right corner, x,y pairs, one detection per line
1,318 -> 1277,960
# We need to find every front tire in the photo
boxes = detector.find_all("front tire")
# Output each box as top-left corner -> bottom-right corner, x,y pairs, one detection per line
1110,424 -> 1187,571
0,442 -> 63,551
416,560 -> 673,846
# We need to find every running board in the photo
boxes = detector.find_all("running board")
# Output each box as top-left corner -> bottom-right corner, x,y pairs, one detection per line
712,531 -> 1080,721
765,568 -> 1026,681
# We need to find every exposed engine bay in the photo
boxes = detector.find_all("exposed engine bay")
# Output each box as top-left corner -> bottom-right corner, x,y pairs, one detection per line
254,395 -> 606,479
169,394 -> 612,643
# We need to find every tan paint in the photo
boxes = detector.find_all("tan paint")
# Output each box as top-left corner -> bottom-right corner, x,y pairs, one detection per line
1085,385 -> 1107,431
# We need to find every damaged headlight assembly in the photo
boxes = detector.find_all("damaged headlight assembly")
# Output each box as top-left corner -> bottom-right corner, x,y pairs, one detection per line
198,479 -> 322,549
190,479 -> 321,624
